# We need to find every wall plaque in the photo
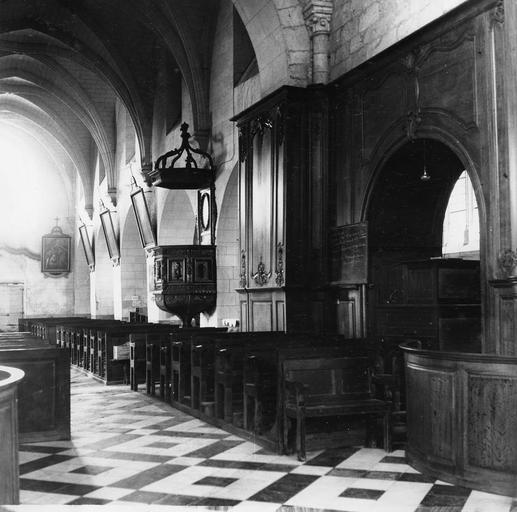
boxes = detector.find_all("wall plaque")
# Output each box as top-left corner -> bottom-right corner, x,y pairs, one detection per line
330,222 -> 368,285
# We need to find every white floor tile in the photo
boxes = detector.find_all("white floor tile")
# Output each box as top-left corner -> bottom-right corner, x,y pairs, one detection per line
19,451 -> 52,464
462,490 -> 515,512
82,486 -> 134,500
142,465 -> 285,501
290,464 -> 331,476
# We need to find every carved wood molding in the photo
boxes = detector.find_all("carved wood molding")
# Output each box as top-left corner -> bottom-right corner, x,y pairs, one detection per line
251,260 -> 272,286
498,249 -> 517,277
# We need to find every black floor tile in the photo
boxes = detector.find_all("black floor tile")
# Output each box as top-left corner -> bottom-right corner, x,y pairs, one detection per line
19,445 -> 67,454
55,482 -> 102,496
145,417 -> 195,430
71,464 -> 112,475
158,430 -> 229,439
20,478 -> 69,494
200,458 -> 294,473
305,447 -> 360,467
380,455 -> 406,463
19,454 -> 72,475
146,441 -> 179,449
88,450 -> 172,464
194,476 -> 237,487
184,439 -> 244,458
193,496 -> 240,507
340,487 -> 385,500
419,484 -> 471,508
156,494 -> 203,506
249,473 -> 319,502
119,490 -> 169,504
365,470 -> 403,480
279,507 -> 350,512
68,497 -> 112,505
328,468 -> 367,478
416,507 -> 464,512
110,464 -> 186,489
81,433 -> 141,450
399,472 -> 436,483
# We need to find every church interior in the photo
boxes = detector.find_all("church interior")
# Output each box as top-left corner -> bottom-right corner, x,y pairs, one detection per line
1,0 -> 517,509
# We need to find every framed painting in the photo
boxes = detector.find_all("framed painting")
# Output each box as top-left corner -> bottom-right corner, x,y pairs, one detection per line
130,187 -> 156,249
41,225 -> 71,276
100,208 -> 120,265
78,224 -> 95,271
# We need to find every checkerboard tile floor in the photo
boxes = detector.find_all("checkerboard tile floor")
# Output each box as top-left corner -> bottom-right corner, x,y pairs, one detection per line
4,369 -> 516,511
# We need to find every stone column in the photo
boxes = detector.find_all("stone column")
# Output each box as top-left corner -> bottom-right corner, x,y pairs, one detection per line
303,1 -> 333,84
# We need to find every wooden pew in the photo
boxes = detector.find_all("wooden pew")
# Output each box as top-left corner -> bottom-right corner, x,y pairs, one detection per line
243,338 -> 378,453
282,356 -> 392,460
31,317 -> 89,345
0,335 -> 70,442
97,323 -> 173,385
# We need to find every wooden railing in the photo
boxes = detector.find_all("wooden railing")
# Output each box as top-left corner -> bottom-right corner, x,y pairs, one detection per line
401,342 -> 517,497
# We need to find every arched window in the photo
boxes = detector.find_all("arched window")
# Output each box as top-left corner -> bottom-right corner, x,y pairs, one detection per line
442,171 -> 479,259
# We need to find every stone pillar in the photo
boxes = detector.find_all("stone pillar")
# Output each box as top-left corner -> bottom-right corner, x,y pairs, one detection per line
303,0 -> 333,84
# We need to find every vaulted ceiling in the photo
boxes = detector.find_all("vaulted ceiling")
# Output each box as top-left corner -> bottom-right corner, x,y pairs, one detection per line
0,0 -> 219,207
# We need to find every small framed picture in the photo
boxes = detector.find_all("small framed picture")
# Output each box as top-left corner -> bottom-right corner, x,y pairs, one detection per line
78,224 -> 95,271
130,187 -> 156,249
100,209 -> 120,265
41,226 -> 71,275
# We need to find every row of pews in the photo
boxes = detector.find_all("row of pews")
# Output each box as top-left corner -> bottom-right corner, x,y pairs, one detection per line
19,317 -> 394,459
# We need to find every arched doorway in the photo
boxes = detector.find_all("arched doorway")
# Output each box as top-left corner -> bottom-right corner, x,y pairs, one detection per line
366,138 -> 484,353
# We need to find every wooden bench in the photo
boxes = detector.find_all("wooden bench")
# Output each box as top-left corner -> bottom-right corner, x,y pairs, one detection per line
128,326 -> 181,392
282,356 -> 392,461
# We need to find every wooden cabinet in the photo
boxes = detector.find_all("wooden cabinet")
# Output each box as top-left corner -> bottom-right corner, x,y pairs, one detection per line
375,259 -> 481,351
233,86 -> 330,332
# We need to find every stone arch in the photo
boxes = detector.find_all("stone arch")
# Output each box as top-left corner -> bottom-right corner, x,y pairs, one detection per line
158,190 -> 196,244
232,0 -> 310,93
213,163 -> 240,325
120,208 -> 147,321
363,135 -> 486,350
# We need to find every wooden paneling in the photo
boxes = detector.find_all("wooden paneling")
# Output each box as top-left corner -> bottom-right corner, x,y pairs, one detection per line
329,1 -> 512,351
0,366 -> 24,505
406,364 -> 455,465
467,374 -> 517,472
403,344 -> 517,496
419,35 -> 478,127
252,301 -> 273,331
234,87 -> 332,332
251,129 -> 273,278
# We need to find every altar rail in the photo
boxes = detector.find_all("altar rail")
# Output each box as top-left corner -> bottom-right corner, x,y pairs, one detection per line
401,342 -> 517,496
